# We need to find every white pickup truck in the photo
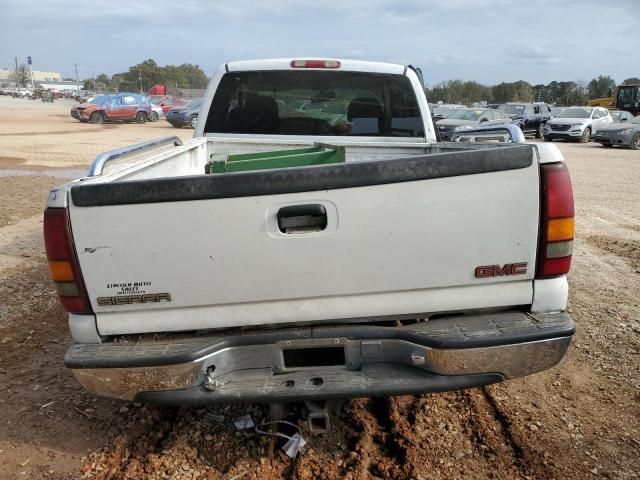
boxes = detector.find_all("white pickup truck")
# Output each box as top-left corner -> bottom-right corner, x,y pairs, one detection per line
45,59 -> 575,410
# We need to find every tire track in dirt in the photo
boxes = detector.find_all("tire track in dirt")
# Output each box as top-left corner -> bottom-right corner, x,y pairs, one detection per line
336,390 -> 533,480
586,235 -> 640,271
337,388 -> 558,480
341,398 -> 405,479
477,388 -> 525,465
476,386 -> 565,480
84,408 -> 180,479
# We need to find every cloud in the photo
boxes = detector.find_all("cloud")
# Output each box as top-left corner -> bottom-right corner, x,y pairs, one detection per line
515,47 -> 560,65
0,0 -> 637,85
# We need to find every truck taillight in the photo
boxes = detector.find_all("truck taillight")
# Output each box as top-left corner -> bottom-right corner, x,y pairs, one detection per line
290,59 -> 341,69
536,162 -> 574,278
43,208 -> 92,314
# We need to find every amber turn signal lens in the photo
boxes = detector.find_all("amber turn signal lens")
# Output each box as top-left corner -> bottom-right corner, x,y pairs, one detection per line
547,217 -> 574,242
48,260 -> 75,282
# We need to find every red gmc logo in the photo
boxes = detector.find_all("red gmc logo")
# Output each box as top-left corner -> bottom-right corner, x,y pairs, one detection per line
475,262 -> 528,278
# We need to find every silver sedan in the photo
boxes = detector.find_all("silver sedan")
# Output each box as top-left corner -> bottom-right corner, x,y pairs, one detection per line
593,116 -> 640,150
610,111 -> 635,123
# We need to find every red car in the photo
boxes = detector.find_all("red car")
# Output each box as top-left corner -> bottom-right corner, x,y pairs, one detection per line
70,93 -> 153,124
160,98 -> 187,115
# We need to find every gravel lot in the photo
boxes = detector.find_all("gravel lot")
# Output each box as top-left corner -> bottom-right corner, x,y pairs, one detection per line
0,97 -> 638,480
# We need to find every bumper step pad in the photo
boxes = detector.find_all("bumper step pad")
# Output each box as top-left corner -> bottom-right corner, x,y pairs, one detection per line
65,311 -> 574,369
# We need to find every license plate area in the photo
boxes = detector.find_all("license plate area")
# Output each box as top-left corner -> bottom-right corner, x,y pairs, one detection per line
282,346 -> 345,368
276,338 -> 354,372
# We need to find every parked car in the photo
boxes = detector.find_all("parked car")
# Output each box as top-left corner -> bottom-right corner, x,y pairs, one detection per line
165,97 -> 203,129
149,101 -> 164,122
70,95 -> 108,121
70,93 -> 153,124
160,98 -> 187,115
543,106 -> 612,142
497,102 -> 551,138
46,59 -> 574,411
432,104 -> 466,122
610,111 -> 634,123
436,108 -> 511,140
593,115 -> 640,150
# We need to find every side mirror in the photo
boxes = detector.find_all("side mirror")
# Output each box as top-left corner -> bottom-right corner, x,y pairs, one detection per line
480,118 -> 489,123
621,118 -> 627,122
450,124 -> 525,144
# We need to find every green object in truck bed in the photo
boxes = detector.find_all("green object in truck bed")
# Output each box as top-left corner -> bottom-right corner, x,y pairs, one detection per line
207,145 -> 345,174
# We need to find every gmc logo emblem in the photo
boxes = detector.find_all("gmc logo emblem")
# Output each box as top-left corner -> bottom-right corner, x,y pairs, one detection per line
475,262 -> 528,278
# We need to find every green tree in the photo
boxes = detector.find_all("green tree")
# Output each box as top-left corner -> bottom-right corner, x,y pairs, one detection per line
83,79 -> 95,90
428,75 -> 617,107
532,84 -> 549,103
512,81 -> 533,102
491,81 -> 533,103
93,73 -> 110,91
425,80 -> 492,105
544,81 -> 586,105
109,74 -> 124,92
588,75 -> 616,98
116,59 -> 209,92
96,73 -> 110,85
116,80 -> 138,92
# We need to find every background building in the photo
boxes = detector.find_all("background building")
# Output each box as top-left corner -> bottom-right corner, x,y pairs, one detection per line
0,68 -> 61,82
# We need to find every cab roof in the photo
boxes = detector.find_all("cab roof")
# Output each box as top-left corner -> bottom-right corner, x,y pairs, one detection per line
225,58 -> 406,75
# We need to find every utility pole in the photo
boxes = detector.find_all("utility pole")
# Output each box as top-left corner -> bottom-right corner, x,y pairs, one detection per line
14,56 -> 19,94
138,68 -> 143,93
74,62 -> 79,95
27,56 -> 35,91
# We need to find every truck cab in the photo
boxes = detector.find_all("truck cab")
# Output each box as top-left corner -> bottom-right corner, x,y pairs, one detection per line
616,84 -> 640,116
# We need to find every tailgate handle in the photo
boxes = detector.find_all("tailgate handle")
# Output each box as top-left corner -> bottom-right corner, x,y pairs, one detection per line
277,204 -> 327,234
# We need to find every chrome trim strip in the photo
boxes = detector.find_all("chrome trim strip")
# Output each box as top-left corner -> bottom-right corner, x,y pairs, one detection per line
87,136 -> 183,176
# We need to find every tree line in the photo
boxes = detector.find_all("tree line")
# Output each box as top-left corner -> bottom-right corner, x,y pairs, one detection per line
81,59 -> 209,93
426,75 -> 640,106
5,58 -> 209,93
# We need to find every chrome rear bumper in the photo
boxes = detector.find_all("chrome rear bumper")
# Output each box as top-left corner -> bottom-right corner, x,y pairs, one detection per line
66,311 -> 574,403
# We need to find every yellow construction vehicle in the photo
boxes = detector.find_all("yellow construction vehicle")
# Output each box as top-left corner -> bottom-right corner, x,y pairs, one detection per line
587,94 -> 616,109
587,83 -> 640,115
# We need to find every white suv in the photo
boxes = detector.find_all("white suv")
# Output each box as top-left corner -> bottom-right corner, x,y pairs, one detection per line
543,106 -> 612,143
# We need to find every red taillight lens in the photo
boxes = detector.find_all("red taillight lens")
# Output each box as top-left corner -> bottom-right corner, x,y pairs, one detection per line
536,162 -> 574,279
290,60 -> 341,69
44,208 -> 92,314
544,163 -> 575,218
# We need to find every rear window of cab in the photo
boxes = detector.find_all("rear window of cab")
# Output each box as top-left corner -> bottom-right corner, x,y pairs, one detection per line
204,71 -> 424,137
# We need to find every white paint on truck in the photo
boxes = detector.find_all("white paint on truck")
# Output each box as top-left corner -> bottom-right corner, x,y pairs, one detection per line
70,159 -> 539,334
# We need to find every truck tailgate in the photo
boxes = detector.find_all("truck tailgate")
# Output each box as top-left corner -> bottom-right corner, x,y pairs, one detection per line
68,145 -> 540,335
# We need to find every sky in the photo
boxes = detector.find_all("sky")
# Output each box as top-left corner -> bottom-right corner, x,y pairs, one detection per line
1,0 -> 638,87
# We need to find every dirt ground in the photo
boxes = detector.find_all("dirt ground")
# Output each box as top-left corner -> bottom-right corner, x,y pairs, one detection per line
0,96 -> 638,480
